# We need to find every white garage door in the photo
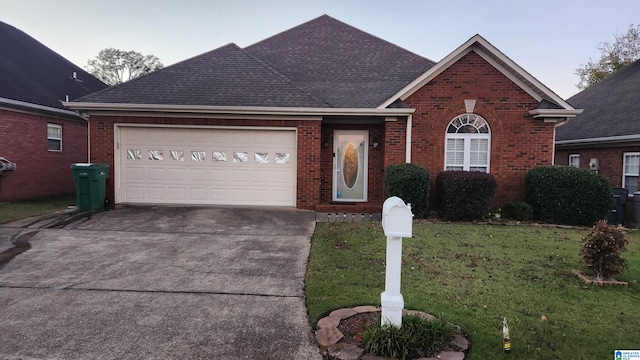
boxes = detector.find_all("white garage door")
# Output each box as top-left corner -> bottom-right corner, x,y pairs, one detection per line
117,126 -> 297,206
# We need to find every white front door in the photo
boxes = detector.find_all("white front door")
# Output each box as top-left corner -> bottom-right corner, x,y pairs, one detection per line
333,130 -> 368,202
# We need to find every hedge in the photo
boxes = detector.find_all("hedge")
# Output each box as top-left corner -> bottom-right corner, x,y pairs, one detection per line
525,166 -> 612,226
435,171 -> 497,221
385,163 -> 430,218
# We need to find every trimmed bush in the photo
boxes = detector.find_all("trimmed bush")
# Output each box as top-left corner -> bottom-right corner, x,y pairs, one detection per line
385,163 -> 430,218
501,201 -> 534,221
525,166 -> 612,226
436,171 -> 497,221
581,220 -> 628,280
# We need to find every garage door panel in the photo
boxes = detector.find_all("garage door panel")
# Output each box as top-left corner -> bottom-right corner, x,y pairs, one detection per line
119,127 -> 296,206
124,186 -> 144,200
167,187 -> 186,200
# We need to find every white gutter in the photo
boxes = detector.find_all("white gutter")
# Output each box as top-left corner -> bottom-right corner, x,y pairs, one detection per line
556,134 -> 640,146
63,102 -> 416,117
405,114 -> 412,163
1,97 -> 84,119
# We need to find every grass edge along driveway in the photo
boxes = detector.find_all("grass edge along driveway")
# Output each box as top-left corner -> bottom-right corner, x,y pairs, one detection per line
305,221 -> 640,360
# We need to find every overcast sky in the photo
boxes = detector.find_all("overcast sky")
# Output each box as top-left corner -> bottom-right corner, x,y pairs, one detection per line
2,0 -> 637,99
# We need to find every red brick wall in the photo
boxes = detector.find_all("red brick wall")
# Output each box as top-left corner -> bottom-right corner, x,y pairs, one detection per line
403,51 -> 556,207
88,115 -> 321,209
556,146 -> 640,189
320,123 -> 385,208
0,109 -> 87,201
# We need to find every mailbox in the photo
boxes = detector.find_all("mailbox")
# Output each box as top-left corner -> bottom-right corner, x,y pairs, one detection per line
381,196 -> 413,237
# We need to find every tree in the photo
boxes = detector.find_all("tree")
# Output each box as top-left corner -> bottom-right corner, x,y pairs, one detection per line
575,24 -> 640,89
86,48 -> 164,86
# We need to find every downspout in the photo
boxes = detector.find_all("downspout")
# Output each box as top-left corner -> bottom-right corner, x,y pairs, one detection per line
87,116 -> 91,163
405,114 -> 412,163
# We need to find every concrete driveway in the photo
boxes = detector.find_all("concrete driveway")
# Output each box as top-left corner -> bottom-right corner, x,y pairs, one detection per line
0,206 -> 322,359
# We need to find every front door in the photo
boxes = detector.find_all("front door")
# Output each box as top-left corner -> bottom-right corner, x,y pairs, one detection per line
333,130 -> 368,202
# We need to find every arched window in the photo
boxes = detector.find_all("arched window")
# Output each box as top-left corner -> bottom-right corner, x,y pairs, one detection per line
445,113 -> 491,173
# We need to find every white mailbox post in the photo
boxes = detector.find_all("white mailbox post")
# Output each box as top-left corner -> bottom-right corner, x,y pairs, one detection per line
380,196 -> 413,328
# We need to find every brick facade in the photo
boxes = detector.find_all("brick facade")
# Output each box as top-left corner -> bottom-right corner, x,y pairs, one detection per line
0,109 -> 87,201
403,51 -> 556,207
556,146 -> 640,190
87,115 -> 322,210
86,52 -> 561,212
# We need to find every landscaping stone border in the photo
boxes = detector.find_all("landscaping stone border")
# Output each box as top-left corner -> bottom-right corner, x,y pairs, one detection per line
572,269 -> 629,287
315,306 -> 469,360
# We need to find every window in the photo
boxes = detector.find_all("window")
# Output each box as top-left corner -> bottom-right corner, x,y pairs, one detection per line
623,152 -> 639,193
569,154 -> 580,168
445,113 -> 490,173
47,124 -> 62,151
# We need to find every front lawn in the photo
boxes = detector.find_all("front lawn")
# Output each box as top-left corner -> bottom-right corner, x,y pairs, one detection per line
305,222 -> 640,359
0,193 -> 75,224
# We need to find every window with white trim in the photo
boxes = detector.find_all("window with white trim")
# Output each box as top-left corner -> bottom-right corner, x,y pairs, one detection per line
47,124 -> 62,151
569,154 -> 580,168
445,113 -> 490,173
623,152 -> 639,193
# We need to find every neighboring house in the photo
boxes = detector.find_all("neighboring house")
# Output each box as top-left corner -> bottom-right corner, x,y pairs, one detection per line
556,59 -> 640,196
66,15 -> 580,212
0,21 -> 107,201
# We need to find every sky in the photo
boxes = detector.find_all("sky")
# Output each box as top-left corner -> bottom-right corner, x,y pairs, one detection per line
1,0 -> 637,99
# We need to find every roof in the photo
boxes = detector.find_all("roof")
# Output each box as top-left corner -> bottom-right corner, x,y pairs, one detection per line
244,15 -> 436,108
0,21 -> 107,111
74,15 -> 435,109
556,58 -> 640,144
77,43 -> 329,108
380,34 -> 578,115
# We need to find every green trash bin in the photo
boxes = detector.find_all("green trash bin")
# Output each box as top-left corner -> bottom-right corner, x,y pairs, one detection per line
71,163 -> 109,210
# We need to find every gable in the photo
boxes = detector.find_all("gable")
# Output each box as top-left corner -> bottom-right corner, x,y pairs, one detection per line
381,35 -> 578,118
409,51 -> 537,104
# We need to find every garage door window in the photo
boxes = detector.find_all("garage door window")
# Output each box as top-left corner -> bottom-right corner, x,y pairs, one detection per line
255,152 -> 269,164
192,151 -> 206,161
127,149 -> 142,160
149,150 -> 163,160
233,152 -> 248,163
170,150 -> 185,161
276,153 -> 290,164
213,151 -> 227,162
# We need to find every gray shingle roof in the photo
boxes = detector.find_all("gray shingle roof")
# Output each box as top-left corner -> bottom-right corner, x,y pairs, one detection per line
0,21 -> 107,110
75,15 -> 435,109
78,43 -> 329,108
244,15 -> 436,108
556,58 -> 640,142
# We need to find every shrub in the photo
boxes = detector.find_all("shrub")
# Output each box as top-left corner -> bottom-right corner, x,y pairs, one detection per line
580,220 -> 628,280
525,166 -> 612,226
501,201 -> 534,221
435,171 -> 497,221
362,314 -> 457,360
385,163 -> 430,218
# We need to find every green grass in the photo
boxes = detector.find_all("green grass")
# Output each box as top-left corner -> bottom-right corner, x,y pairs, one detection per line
0,193 -> 76,224
305,222 -> 640,359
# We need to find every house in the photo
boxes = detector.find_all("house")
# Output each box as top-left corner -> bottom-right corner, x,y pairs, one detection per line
66,15 -> 580,212
555,59 -> 640,197
0,21 -> 108,202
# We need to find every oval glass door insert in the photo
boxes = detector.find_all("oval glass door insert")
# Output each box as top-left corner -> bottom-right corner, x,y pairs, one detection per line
342,141 -> 359,189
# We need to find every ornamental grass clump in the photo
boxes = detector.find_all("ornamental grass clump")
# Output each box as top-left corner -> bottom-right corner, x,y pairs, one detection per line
362,314 -> 457,360
580,220 -> 628,280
